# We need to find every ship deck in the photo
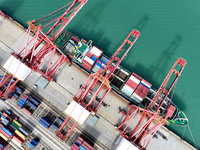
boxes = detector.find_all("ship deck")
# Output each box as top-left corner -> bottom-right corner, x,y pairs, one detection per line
0,13 -> 197,150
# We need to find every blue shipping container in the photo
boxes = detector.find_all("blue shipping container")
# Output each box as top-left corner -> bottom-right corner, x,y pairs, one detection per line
27,102 -> 37,109
52,124 -> 59,130
2,127 -> 13,136
5,110 -> 11,115
80,146 -> 86,150
19,127 -> 29,136
38,119 -> 48,128
91,56 -> 97,61
0,142 -> 3,149
10,124 -> 17,131
57,117 -> 64,124
29,97 -> 40,106
13,93 -> 19,98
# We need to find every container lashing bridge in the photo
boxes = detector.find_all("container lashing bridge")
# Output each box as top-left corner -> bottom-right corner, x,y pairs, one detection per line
116,58 -> 186,150
0,0 -> 87,99
56,30 -> 140,140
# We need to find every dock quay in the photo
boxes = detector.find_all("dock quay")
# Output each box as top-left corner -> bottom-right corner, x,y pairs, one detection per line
0,12 -> 197,150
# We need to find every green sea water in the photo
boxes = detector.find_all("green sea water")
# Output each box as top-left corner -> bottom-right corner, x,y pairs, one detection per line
1,0 -> 200,149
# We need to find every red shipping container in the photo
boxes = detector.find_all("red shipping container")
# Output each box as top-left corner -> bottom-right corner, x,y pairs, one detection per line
71,146 -> 78,150
96,60 -> 102,65
2,112 -> 8,118
77,139 -> 83,145
0,124 -> 3,128
22,108 -> 32,115
82,59 -> 93,67
12,135 -> 23,144
86,52 -> 93,58
132,73 -> 142,80
141,79 -> 152,88
82,141 -> 93,150
16,104 -> 21,109
82,63 -> 92,71
12,95 -> 18,100
137,84 -> 149,94
126,79 -> 138,90
22,94 -> 28,100
134,89 -> 146,99
0,130 -> 10,139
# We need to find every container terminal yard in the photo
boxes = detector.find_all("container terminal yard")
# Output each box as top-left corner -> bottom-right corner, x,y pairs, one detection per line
0,1 -> 198,150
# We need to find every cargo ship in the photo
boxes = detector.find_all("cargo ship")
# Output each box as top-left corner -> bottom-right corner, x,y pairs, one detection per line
54,31 -> 188,126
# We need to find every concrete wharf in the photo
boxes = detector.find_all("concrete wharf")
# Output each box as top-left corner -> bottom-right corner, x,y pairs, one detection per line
0,13 -> 197,150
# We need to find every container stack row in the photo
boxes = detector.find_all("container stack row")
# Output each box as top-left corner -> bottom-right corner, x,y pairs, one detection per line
0,110 -> 30,148
72,135 -> 94,150
121,72 -> 152,103
16,93 -> 40,115
39,117 -> 53,129
12,87 -> 24,100
51,117 -> 64,130
82,46 -> 103,71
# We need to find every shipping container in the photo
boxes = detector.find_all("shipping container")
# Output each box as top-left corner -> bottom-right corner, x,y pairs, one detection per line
2,119 -> 9,126
2,127 -> 13,136
137,84 -> 149,94
0,132 -> 9,141
0,130 -> 10,139
83,56 -> 95,65
28,97 -> 40,106
11,122 -> 19,129
2,112 -> 8,118
121,85 -> 134,96
141,79 -> 152,89
29,138 -> 39,148
22,108 -> 32,115
5,110 -> 11,115
10,124 -> 17,131
39,117 -> 53,128
13,135 -> 23,144
89,46 -> 102,58
13,120 -> 22,128
52,124 -> 59,130
15,130 -> 26,141
19,127 -> 29,137
12,138 -> 22,147
27,101 -> 37,109
57,117 -> 64,124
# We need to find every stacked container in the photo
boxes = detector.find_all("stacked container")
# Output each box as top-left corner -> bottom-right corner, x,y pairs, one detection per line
91,56 -> 108,73
12,87 -> 23,100
132,79 -> 152,102
121,73 -> 142,96
39,117 -> 53,128
82,46 -> 103,71
52,117 -> 64,130
17,98 -> 27,109
71,135 -> 93,150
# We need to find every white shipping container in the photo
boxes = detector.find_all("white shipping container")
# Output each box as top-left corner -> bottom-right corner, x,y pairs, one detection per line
11,139 -> 22,147
141,80 -> 151,89
130,75 -> 140,84
83,56 -> 95,65
132,93 -> 143,101
122,84 -> 134,96
90,46 -> 102,57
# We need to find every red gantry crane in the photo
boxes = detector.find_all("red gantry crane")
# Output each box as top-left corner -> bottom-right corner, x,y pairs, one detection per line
56,29 -> 140,140
0,0 -> 87,99
116,58 -> 186,150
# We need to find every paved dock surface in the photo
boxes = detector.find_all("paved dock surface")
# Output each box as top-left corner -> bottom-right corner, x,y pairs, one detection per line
0,13 -> 197,150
